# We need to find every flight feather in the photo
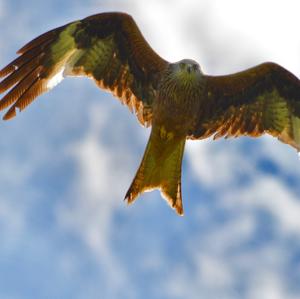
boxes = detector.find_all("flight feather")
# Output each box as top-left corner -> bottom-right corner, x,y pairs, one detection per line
0,12 -> 168,124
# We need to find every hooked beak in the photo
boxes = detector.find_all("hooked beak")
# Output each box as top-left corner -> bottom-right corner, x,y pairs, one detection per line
187,65 -> 192,73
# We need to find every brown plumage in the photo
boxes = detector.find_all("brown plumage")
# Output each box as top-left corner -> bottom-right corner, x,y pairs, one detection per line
1,12 -> 300,215
190,63 -> 300,151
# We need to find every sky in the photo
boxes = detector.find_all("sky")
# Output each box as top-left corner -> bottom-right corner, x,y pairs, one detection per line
0,0 -> 300,299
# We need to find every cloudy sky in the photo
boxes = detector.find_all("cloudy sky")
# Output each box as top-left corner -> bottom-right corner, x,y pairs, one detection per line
0,0 -> 300,299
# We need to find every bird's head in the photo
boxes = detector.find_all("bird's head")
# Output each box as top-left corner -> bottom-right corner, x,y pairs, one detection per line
167,59 -> 204,88
173,59 -> 203,78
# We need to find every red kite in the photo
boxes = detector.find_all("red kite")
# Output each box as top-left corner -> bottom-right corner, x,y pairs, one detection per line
1,12 -> 300,215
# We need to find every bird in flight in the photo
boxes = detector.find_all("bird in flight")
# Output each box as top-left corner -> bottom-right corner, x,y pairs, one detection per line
1,12 -> 300,215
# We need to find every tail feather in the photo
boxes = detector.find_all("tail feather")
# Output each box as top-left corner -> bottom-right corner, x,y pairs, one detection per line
125,126 -> 186,215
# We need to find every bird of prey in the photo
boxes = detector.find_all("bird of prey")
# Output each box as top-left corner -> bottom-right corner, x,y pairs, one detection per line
1,12 -> 300,215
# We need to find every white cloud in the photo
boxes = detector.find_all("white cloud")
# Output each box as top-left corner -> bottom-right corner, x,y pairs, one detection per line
56,100 -> 136,293
186,138 -> 254,188
229,177 -> 300,235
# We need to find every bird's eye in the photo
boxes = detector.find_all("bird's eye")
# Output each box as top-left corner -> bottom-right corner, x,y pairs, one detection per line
193,64 -> 198,71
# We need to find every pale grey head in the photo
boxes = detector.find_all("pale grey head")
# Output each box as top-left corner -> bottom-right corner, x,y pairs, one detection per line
167,59 -> 204,87
173,59 -> 203,75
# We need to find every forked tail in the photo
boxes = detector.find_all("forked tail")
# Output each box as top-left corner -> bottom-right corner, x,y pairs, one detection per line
125,126 -> 186,215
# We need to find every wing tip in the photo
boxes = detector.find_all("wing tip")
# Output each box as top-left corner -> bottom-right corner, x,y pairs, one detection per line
2,107 -> 16,120
0,65 -> 15,79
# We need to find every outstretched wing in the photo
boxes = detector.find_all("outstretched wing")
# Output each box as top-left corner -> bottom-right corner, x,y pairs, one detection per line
189,62 -> 300,151
0,12 -> 168,125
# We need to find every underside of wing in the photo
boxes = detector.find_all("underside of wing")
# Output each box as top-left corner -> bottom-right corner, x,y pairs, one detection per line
189,62 -> 300,151
0,12 -> 169,124
0,23 -> 71,120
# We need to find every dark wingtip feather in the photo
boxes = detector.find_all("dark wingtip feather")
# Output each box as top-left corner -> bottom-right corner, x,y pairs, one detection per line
2,106 -> 16,120
0,65 -> 44,114
2,75 -> 46,121
16,25 -> 65,55
0,21 -> 75,121
0,23 -> 66,78
0,54 -> 43,94
0,65 -> 16,78
0,41 -> 50,80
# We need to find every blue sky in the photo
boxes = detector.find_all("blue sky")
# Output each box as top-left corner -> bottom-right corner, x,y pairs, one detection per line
0,0 -> 300,299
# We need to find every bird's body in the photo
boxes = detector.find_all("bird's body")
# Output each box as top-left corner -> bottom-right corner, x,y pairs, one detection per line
1,12 -> 300,215
126,61 -> 205,214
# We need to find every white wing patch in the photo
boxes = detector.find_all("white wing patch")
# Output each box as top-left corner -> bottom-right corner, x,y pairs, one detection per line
46,67 -> 65,90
